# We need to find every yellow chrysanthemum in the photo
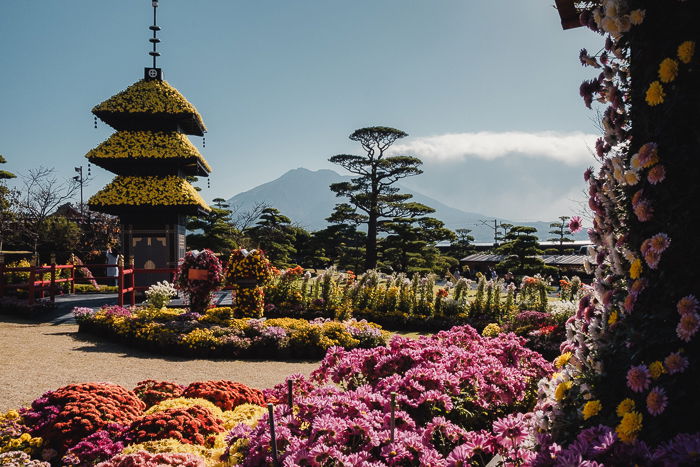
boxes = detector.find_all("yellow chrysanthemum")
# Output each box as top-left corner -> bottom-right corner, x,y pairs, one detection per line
658,58 -> 679,83
554,381 -> 573,401
648,361 -> 665,379
616,411 -> 643,443
93,79 -> 206,132
221,403 -> 267,430
145,397 -> 223,418
629,9 -> 645,25
554,352 -> 572,369
629,259 -> 642,279
582,400 -> 602,420
616,398 -> 636,417
624,170 -> 640,186
645,81 -> 665,106
88,175 -> 210,211
677,41 -> 695,64
608,310 -> 618,325
86,131 -> 211,172
482,323 -> 502,337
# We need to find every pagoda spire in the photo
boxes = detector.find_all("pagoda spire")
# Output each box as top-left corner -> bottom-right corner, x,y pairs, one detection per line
149,1 -> 161,69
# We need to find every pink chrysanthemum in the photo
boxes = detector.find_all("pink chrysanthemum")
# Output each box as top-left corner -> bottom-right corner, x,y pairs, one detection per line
492,413 -> 528,449
637,142 -> 659,168
647,165 -> 666,184
624,294 -> 636,313
646,387 -> 668,416
677,295 -> 699,316
643,249 -> 661,269
567,216 -> 583,234
626,365 -> 651,393
664,352 -> 689,375
676,312 -> 700,342
630,279 -> 647,297
633,200 -> 654,222
648,233 -> 671,254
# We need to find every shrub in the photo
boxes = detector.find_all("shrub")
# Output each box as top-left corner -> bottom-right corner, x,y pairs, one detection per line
124,406 -> 224,447
22,383 -> 145,456
182,381 -> 266,411
132,380 -> 185,408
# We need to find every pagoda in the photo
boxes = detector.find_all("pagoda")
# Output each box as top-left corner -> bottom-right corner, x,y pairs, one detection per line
87,0 -> 211,286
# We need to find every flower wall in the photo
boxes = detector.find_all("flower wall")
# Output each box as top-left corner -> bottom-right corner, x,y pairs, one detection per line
532,0 -> 700,455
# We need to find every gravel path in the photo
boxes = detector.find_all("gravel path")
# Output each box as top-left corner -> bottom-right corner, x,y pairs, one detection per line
0,320 -> 319,412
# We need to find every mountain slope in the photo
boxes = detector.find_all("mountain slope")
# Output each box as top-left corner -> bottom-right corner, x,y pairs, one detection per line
226,168 -> 585,242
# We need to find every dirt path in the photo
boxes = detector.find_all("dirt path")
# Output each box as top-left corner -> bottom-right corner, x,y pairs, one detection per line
0,320 -> 319,412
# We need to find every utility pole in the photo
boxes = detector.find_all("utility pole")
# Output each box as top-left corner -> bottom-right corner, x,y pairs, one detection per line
73,165 -> 91,221
477,219 -> 500,246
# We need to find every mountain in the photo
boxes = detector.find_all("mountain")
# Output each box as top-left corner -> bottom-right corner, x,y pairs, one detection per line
226,168 -> 587,242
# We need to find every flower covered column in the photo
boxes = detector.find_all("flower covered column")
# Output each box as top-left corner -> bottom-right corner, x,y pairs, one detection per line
226,249 -> 274,318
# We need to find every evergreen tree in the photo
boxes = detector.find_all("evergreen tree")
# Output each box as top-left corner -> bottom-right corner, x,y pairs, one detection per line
446,228 -> 476,262
186,198 -> 237,255
329,126 -> 423,270
380,202 -> 456,274
496,225 -> 552,276
245,207 -> 296,267
548,215 -> 574,253
313,204 -> 366,271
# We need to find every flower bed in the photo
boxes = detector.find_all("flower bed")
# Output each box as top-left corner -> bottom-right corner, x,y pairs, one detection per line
74,305 -> 389,360
0,380 -> 266,465
3,328 -> 553,466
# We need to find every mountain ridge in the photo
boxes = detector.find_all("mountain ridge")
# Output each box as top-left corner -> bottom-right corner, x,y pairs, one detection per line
226,168 -> 587,243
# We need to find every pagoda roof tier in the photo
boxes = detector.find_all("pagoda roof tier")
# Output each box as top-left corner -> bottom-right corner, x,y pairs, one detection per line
92,80 -> 207,136
86,131 -> 211,176
88,175 -> 211,215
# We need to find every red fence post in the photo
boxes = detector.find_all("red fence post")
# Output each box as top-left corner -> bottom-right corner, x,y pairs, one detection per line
28,266 -> 36,305
50,253 -> 57,303
118,255 -> 124,307
129,256 -> 136,307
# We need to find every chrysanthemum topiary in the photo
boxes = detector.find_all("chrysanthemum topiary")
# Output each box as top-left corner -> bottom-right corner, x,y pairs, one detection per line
182,381 -> 266,411
22,383 -> 145,456
132,380 -> 185,408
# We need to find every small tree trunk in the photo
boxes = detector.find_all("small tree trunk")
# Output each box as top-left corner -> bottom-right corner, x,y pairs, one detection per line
366,213 -> 378,270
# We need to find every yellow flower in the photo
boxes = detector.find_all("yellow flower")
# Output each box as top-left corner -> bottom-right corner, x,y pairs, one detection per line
93,79 -> 206,132
86,131 -> 211,172
624,170 -> 640,186
482,323 -> 501,337
616,411 -> 643,443
658,58 -> 679,83
554,381 -> 573,401
616,398 -> 635,417
677,41 -> 695,64
648,361 -> 665,379
645,81 -> 665,106
89,175 -> 210,211
629,259 -> 642,279
608,310 -> 618,325
582,400 -> 602,420
554,352 -> 572,369
629,9 -> 645,25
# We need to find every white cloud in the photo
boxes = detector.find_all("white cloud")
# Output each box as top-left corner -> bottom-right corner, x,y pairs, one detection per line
390,131 -> 598,166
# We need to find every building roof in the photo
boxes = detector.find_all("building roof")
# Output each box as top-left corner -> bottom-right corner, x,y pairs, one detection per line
93,79 -> 207,136
88,175 -> 210,215
461,253 -> 586,267
86,130 -> 211,176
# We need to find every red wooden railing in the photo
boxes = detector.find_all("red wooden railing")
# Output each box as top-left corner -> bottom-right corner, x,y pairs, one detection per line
1,256 -> 234,307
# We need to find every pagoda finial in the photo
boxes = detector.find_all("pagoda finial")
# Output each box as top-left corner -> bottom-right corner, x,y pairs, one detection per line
145,1 -> 163,80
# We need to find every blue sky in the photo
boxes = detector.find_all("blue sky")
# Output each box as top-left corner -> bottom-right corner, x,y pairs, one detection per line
0,0 -> 603,223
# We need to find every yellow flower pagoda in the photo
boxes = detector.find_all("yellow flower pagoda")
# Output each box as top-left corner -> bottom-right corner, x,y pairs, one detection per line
87,0 -> 211,286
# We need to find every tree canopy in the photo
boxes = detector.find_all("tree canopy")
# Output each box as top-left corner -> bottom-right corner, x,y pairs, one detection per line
329,126 -> 423,270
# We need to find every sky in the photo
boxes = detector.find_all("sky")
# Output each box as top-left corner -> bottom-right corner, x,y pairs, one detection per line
0,0 -> 604,224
